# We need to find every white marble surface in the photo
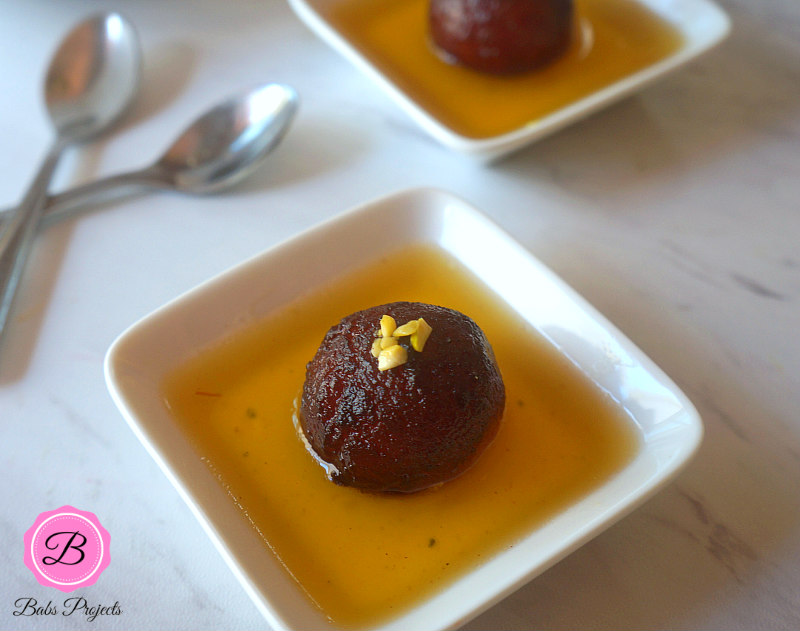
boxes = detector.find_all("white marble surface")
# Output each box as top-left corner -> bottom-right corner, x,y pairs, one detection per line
1,0 -> 798,629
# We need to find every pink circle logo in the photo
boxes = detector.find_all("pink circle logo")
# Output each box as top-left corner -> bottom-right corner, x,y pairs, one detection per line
23,506 -> 111,592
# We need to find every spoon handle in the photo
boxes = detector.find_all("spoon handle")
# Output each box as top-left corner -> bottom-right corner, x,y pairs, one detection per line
0,141 -> 65,343
47,167 -> 166,224
0,166 -> 167,231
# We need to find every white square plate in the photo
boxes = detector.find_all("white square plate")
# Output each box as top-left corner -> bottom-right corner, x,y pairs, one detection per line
287,0 -> 730,158
106,187 -> 702,630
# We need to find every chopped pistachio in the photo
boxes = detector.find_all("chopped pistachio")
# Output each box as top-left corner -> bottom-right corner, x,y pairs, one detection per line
378,344 -> 407,371
393,320 -> 419,337
380,314 -> 397,338
410,318 -> 432,352
373,313 -> 433,370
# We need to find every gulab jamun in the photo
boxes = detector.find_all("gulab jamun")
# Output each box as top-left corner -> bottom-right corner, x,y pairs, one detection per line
429,0 -> 574,75
298,301 -> 505,493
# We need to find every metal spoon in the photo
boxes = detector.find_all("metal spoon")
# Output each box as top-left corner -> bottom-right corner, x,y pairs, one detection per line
0,12 -> 141,342
0,83 -> 299,229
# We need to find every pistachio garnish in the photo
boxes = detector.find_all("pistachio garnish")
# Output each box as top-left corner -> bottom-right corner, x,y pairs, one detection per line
410,318 -> 432,352
380,315 -> 397,338
392,320 -> 419,336
377,344 -> 407,371
373,315 -> 433,370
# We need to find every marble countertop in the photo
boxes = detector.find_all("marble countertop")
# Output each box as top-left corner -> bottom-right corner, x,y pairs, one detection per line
1,0 -> 798,629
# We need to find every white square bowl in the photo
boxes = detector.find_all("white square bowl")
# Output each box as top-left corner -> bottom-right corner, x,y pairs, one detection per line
105,187 -> 702,630
287,0 -> 730,159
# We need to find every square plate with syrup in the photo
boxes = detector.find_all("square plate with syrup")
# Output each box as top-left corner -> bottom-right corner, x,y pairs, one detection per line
106,188 -> 703,630
288,0 -> 730,158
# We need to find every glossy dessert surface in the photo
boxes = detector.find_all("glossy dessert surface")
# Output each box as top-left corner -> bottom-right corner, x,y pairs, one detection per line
300,301 -> 505,493
429,0 -> 574,75
162,243 -> 640,628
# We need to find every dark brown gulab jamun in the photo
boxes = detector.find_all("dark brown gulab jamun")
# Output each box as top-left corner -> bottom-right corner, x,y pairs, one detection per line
429,0 -> 574,75
298,301 -> 505,493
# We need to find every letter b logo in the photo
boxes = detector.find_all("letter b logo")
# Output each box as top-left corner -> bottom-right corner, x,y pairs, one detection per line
24,506 -> 110,592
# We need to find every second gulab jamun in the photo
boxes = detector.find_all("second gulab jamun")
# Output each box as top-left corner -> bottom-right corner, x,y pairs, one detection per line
429,0 -> 574,75
298,302 -> 505,493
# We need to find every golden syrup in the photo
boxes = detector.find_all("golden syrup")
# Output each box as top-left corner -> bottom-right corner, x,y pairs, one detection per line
325,0 -> 684,138
162,244 -> 640,628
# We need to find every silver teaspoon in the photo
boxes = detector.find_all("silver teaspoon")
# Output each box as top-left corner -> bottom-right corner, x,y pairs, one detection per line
0,13 -> 141,343
0,83 -> 299,229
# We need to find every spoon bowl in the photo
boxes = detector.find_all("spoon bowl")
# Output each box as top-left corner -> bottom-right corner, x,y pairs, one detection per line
45,12 -> 141,142
155,83 -> 299,194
